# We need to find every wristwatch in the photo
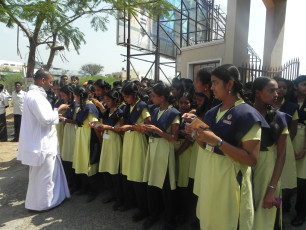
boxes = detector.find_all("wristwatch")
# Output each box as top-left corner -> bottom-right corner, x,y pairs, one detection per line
216,139 -> 223,148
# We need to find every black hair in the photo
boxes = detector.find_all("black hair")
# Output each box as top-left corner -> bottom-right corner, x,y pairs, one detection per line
253,77 -> 280,141
212,64 -> 248,102
152,82 -> 175,105
74,86 -> 88,111
105,89 -> 120,106
196,67 -> 213,85
113,81 -> 122,88
60,84 -> 75,105
171,78 -> 184,97
179,91 -> 194,105
293,75 -> 306,86
122,82 -> 139,96
52,80 -> 60,87
93,79 -> 107,89
34,69 -> 50,80
0,84 -> 3,90
274,77 -> 291,99
86,84 -> 95,93
15,81 -> 22,86
71,76 -> 79,80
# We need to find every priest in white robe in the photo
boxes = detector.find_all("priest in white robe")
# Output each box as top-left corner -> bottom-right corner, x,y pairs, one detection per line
17,69 -> 70,211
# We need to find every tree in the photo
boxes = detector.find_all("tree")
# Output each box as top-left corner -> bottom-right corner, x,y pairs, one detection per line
0,0 -> 174,78
80,64 -> 104,76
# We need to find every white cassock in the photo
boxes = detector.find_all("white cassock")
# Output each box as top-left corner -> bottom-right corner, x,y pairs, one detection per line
17,84 -> 70,211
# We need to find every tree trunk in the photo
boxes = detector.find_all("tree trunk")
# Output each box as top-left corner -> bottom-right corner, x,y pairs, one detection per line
26,38 -> 37,78
45,48 -> 56,71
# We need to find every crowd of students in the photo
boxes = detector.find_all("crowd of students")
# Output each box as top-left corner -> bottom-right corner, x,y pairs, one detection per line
47,65 -> 306,230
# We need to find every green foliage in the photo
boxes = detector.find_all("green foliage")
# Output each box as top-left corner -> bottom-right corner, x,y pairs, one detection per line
78,75 -> 118,88
80,63 -> 104,76
0,0 -> 174,77
0,73 -> 24,94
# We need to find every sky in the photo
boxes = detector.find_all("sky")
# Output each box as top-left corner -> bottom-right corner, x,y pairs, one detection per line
0,0 -> 305,79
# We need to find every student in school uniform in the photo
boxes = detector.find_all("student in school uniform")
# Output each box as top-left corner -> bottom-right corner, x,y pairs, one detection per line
252,77 -> 289,230
142,82 -> 180,230
273,77 -> 299,212
93,79 -> 108,114
181,67 -> 215,229
119,82 -> 151,222
90,89 -> 125,210
189,64 -> 269,230
72,86 -> 100,202
57,84 -> 79,191
52,80 -> 66,152
290,75 -> 306,226
174,92 -> 195,225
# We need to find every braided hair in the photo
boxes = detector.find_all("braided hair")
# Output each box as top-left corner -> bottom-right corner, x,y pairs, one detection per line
105,89 -> 120,107
74,86 -> 88,111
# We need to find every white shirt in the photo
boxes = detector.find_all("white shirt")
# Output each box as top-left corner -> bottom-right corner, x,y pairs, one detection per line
17,84 -> 59,166
12,90 -> 26,115
0,91 -> 9,115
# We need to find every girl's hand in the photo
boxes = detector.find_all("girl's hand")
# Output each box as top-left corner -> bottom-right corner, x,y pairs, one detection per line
57,104 -> 69,112
184,123 -> 194,135
120,125 -> 132,132
295,149 -> 306,160
144,124 -> 159,134
181,113 -> 197,123
263,188 -> 275,209
195,126 -> 219,146
134,124 -> 146,133
59,115 -> 66,121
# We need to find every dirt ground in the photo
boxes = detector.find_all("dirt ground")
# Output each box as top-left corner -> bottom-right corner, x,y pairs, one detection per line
0,104 -> 305,230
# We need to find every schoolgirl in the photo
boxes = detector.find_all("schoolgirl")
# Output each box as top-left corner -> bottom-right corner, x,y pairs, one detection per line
171,78 -> 184,109
273,77 -> 299,212
53,80 -> 66,152
191,64 -> 269,230
182,67 -> 215,229
72,86 -> 100,202
252,77 -> 289,230
57,84 -> 79,191
93,79 -> 108,115
175,91 -> 195,224
119,82 -> 151,222
90,89 -> 125,210
290,75 -> 306,226
142,82 -> 180,230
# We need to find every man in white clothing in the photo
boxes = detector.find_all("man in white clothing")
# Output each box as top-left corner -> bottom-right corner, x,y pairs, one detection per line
11,81 -> 26,142
0,84 -> 9,142
17,69 -> 70,211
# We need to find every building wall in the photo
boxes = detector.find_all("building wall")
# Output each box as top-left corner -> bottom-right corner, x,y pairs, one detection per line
178,40 -> 225,79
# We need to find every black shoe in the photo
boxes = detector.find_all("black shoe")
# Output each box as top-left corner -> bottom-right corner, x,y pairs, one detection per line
142,217 -> 156,230
103,196 -> 116,204
86,193 -> 97,203
113,200 -> 124,211
291,214 -> 305,226
133,212 -> 147,222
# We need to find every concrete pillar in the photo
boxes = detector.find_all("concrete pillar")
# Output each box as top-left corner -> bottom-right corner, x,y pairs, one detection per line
262,0 -> 287,68
224,0 -> 251,66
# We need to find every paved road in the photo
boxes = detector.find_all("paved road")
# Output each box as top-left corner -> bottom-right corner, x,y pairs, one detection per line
0,142 -> 305,230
